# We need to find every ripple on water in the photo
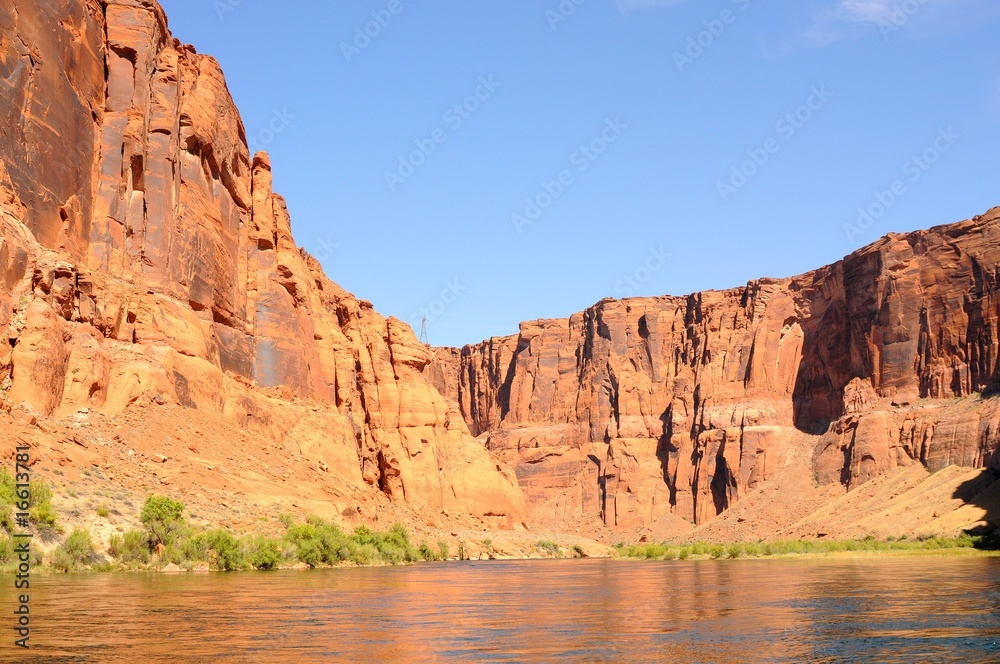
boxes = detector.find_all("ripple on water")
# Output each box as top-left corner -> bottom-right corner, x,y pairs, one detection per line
2,558 -> 1000,662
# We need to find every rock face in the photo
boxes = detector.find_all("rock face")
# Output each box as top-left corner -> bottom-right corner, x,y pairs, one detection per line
4,0 -> 1000,543
435,210 -> 1000,533
0,0 -> 525,526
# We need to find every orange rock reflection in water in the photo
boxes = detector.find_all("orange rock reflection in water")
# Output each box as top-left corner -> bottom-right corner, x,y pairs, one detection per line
3,558 -> 1000,661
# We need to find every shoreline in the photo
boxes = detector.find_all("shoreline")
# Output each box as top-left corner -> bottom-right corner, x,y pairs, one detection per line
6,542 -> 999,576
615,534 -> 1000,563
6,481 -> 997,575
615,547 -> 1000,562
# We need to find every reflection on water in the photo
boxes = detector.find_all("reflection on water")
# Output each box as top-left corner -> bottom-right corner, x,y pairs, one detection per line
4,558 -> 1000,662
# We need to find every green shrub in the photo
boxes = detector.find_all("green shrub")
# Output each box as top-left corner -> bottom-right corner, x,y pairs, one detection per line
437,540 -> 450,561
50,549 -> 74,573
140,496 -> 185,546
161,541 -> 186,565
52,529 -> 99,572
955,532 -> 976,548
350,543 -> 380,566
632,544 -> 659,560
306,514 -> 329,529
287,518 -> 388,566
537,541 -> 561,557
107,530 -> 151,565
348,523 -> 418,563
204,529 -> 245,571
618,534 -> 995,561
270,516 -> 439,568
285,523 -> 325,566
63,529 -> 96,558
335,539 -> 361,563
246,536 -> 283,570
419,541 -> 438,561
10,478 -> 60,535
179,532 -> 211,563
351,525 -> 376,546
376,524 -> 419,563
320,524 -> 352,562
376,541 -> 403,564
96,504 -> 110,519
0,469 -> 15,531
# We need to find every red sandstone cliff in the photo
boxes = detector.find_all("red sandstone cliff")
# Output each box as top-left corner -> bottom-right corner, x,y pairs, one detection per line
3,0 -> 999,546
0,0 -> 525,527
434,209 -> 1000,535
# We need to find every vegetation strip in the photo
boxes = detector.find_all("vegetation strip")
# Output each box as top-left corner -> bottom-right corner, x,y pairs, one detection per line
0,480 -> 452,572
616,534 -> 998,561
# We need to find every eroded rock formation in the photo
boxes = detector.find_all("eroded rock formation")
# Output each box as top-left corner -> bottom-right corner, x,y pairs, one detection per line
0,0 -> 525,527
435,210 -> 1000,532
3,0 -> 999,543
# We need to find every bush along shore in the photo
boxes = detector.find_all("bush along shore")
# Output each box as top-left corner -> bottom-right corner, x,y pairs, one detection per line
0,475 -> 453,572
616,533 -> 1000,561
0,465 -> 596,572
4,466 -> 996,572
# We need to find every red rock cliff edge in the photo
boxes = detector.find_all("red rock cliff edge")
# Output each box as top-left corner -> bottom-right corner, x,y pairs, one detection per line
434,209 -> 1000,535
0,0 -> 525,527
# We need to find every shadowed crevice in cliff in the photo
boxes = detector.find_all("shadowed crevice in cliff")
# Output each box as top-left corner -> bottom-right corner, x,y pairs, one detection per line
791,284 -> 852,435
655,409 -> 677,508
962,250 -> 1000,396
494,337 -> 530,427
0,0 -> 530,527
440,209 -> 1000,533
710,450 -> 735,517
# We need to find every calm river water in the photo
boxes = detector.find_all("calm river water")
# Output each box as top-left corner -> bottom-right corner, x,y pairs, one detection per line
3,557 -> 1000,662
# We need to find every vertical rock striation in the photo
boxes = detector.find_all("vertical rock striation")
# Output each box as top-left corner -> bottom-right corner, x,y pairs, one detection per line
0,0 -> 525,525
436,210 -> 1000,531
4,0 -> 999,539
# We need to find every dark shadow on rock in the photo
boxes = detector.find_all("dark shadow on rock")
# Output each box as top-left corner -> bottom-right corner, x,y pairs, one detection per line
953,468 -> 1000,550
791,297 -> 853,435
655,409 -> 677,508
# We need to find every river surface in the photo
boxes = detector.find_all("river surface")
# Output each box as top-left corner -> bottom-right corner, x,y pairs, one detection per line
3,557 -> 1000,662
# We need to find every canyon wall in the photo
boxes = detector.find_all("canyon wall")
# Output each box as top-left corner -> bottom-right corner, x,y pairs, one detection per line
3,0 -> 999,542
0,0 -> 525,526
435,210 -> 1000,532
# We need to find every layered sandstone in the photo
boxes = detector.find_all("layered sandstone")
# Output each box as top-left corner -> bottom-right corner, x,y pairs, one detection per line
4,0 -> 1000,546
435,209 -> 1000,533
0,0 -> 525,527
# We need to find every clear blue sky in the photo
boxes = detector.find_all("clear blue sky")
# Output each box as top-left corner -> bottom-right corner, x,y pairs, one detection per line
159,0 -> 1000,348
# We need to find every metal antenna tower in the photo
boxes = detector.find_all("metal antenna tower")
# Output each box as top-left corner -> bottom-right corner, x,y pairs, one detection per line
419,315 -> 429,345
